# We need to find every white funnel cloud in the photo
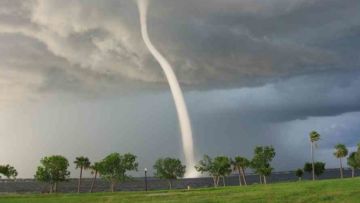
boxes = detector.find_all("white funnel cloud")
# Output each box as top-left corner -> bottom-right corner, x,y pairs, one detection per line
137,0 -> 198,177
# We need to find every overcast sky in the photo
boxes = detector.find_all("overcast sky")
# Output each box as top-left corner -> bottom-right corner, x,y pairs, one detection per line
0,0 -> 360,178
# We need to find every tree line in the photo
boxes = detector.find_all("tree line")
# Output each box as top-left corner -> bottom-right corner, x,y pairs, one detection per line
33,153 -> 138,193
294,131 -> 360,181
31,147 -> 274,193
1,131 -> 360,193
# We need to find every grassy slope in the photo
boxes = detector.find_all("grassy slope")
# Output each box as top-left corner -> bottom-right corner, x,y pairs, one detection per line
0,178 -> 359,203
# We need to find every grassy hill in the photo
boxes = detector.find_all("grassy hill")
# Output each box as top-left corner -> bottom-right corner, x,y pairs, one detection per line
0,178 -> 359,203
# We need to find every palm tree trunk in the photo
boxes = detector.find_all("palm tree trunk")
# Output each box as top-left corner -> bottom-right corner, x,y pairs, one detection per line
77,167 -> 83,193
168,180 -> 172,190
311,142 -> 315,181
111,181 -> 115,192
238,169 -> 242,186
222,176 -> 226,187
212,176 -> 217,187
54,182 -> 57,193
259,175 -> 262,184
241,168 -> 247,185
216,176 -> 220,187
90,171 -> 97,193
49,183 -> 53,193
263,176 -> 267,185
339,158 -> 343,178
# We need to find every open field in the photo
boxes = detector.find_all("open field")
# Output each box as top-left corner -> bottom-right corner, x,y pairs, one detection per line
0,178 -> 359,203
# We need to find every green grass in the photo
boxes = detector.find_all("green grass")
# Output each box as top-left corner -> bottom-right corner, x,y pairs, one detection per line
1,178 -> 360,203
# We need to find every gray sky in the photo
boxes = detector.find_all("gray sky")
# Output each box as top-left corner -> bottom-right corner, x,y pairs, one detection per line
0,0 -> 360,178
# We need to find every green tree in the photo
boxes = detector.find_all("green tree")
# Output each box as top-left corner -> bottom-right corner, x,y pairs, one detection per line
309,131 -> 320,181
304,162 -> 312,174
258,164 -> 273,184
251,146 -> 276,184
195,155 -> 231,187
333,144 -> 348,179
354,144 -> 360,171
213,156 -> 232,186
153,157 -> 186,189
89,162 -> 102,193
34,155 -> 70,193
231,156 -> 250,186
295,169 -> 303,181
0,164 -> 18,179
314,162 -> 326,177
195,155 -> 219,187
98,153 -> 138,192
74,156 -> 91,193
304,162 -> 326,178
347,152 -> 358,178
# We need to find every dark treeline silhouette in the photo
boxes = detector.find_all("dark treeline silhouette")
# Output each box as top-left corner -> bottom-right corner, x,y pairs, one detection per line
0,164 -> 17,180
1,130 -> 360,193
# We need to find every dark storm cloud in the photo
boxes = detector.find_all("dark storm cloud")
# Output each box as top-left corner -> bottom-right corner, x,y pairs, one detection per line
1,0 -> 360,177
147,0 -> 360,86
202,70 -> 360,123
1,0 -> 359,92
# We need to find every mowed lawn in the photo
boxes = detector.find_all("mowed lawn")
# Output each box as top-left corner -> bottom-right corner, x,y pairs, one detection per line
1,178 -> 359,203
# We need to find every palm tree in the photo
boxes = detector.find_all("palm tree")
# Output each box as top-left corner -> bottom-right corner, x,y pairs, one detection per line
89,162 -> 102,193
334,144 -> 348,179
347,152 -> 358,178
74,156 -> 91,193
231,156 -> 250,186
309,131 -> 320,181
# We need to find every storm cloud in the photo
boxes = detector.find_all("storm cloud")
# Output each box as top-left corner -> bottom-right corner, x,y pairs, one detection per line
0,0 -> 359,177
